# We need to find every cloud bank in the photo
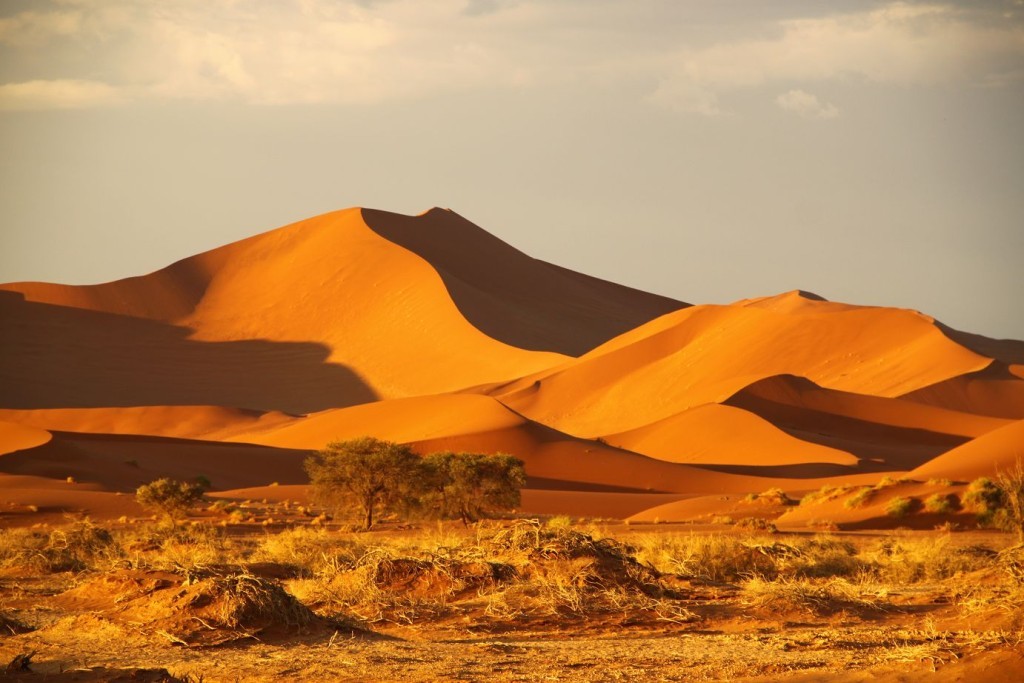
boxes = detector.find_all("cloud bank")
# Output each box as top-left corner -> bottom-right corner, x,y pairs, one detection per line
0,1 -> 1021,112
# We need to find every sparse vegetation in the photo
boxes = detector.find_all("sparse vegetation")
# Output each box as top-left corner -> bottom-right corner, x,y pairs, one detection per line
305,437 -> 422,529
995,459 -> 1024,542
845,486 -> 874,509
964,477 -> 1006,526
885,496 -> 915,518
420,451 -> 525,524
136,478 -> 207,523
2,513 -> 1023,680
925,492 -> 960,515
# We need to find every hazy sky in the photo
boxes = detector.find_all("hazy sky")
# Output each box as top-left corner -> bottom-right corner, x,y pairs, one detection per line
1,1 -> 1022,340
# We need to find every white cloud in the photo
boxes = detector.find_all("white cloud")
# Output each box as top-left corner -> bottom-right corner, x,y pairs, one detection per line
775,89 -> 839,119
0,79 -> 122,110
0,1 -> 1021,110
652,3 -> 1024,116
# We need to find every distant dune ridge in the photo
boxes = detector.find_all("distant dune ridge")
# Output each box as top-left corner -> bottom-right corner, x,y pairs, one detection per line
1,207 -> 1021,524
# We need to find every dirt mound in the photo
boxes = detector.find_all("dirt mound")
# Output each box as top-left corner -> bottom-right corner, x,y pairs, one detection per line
54,568 -> 321,646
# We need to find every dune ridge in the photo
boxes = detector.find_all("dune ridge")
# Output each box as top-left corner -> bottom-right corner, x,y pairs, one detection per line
2,207 -> 1022,526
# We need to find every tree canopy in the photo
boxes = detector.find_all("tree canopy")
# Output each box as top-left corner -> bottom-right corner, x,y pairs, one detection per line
304,438 -> 526,528
304,437 -> 421,529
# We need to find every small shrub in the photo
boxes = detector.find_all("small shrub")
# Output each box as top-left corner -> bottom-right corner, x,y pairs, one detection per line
845,487 -> 874,509
925,493 -> 960,515
736,517 -> 777,533
995,460 -> 1024,542
963,477 -> 1005,525
886,497 -> 915,518
545,515 -> 573,530
927,478 -> 953,487
136,478 -> 207,522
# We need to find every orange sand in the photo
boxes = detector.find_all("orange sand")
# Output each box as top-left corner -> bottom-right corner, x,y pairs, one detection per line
1,208 -> 1021,526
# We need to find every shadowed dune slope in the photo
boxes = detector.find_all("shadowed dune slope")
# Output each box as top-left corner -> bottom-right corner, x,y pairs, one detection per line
362,208 -> 684,354
602,403 -> 860,467
0,430 -> 311,492
0,406 -> 296,441
1,208 -> 683,414
910,420 -> 1024,482
900,363 -> 1024,420
492,291 -> 995,438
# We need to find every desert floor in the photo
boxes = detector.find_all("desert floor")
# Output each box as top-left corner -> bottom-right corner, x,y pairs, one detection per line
2,508 -> 1024,682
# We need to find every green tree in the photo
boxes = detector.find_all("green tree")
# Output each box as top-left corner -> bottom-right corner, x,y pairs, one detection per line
304,437 -> 421,529
421,452 -> 525,525
136,478 -> 207,523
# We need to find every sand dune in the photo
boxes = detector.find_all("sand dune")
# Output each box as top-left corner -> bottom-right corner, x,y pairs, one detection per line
493,291 -> 994,438
1,208 -> 1021,524
910,420 -> 1024,482
900,362 -> 1024,420
0,420 -> 52,456
603,403 -> 859,467
0,406 -> 295,441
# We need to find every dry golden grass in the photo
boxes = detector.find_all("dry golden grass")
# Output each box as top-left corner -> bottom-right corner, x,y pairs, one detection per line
2,515 -> 1024,680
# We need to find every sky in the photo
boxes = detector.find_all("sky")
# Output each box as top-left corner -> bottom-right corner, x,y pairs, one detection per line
1,0 -> 1022,340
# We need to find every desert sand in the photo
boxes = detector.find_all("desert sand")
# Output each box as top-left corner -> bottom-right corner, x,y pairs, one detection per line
1,206 -> 1023,526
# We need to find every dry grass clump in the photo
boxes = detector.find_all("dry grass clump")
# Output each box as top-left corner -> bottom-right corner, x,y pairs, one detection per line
867,536 -> 994,584
120,522 -> 237,572
800,485 -> 853,506
886,496 -> 917,518
925,493 -> 961,514
741,576 -> 878,616
251,526 -> 364,577
744,488 -> 794,506
631,533 -> 780,583
0,518 -> 119,573
845,486 -> 874,509
735,517 -> 777,533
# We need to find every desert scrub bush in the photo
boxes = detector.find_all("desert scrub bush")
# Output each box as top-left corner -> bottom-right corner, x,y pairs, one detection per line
740,576 -> 876,616
136,478 -> 207,523
736,517 -> 777,533
545,515 -> 573,529
963,477 -> 1006,527
925,493 -> 960,514
631,533 -> 779,582
885,496 -> 916,518
789,537 -> 865,579
927,478 -> 954,487
0,519 -> 120,573
867,536 -> 994,584
995,460 -> 1024,541
800,485 -> 852,506
251,527 -> 365,576
120,522 -> 236,571
746,488 -> 794,506
844,487 -> 874,509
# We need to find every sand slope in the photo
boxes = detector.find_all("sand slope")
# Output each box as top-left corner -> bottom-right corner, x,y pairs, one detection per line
1,208 -> 1021,524
493,292 -> 996,438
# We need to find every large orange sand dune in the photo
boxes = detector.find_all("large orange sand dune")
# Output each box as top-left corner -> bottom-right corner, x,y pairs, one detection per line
2,207 -> 1021,526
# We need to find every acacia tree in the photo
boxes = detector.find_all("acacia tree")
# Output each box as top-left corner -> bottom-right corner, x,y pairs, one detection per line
304,437 -> 421,529
421,452 -> 525,525
136,477 -> 207,523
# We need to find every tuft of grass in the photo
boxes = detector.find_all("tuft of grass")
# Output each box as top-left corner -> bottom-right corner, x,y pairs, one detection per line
924,493 -> 960,515
885,497 -> 917,518
800,485 -> 852,506
845,487 -> 874,509
927,478 -> 953,487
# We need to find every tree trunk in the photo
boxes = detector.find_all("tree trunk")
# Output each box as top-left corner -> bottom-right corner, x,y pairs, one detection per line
364,497 -> 374,530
